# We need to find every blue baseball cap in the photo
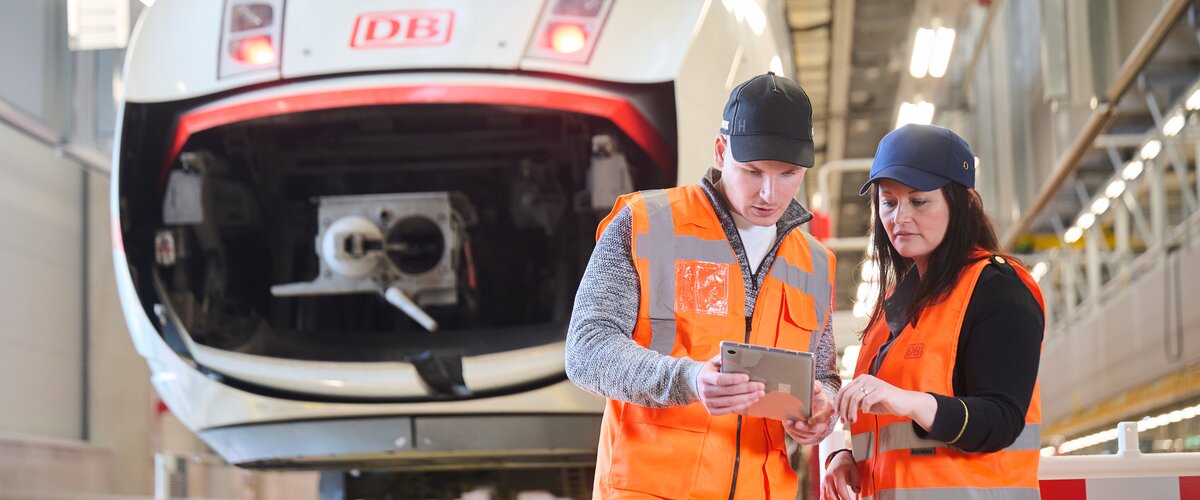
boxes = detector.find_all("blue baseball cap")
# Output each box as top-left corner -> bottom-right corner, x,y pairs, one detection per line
859,124 -> 975,195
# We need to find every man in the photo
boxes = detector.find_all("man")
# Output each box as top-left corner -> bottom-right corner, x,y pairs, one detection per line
566,72 -> 839,499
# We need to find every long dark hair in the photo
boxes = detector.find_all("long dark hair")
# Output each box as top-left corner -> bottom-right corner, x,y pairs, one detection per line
862,182 -> 1018,336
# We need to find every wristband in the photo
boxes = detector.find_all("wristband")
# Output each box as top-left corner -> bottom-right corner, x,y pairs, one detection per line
824,448 -> 854,468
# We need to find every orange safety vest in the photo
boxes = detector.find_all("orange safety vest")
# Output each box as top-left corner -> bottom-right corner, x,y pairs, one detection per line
849,254 -> 1044,500
591,184 -> 835,499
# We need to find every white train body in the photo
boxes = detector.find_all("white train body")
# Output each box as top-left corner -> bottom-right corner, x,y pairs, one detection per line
113,0 -> 791,469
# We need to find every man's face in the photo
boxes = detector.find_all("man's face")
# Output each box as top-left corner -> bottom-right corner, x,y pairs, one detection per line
714,135 -> 807,226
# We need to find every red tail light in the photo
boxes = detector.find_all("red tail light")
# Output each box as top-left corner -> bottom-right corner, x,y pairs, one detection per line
525,0 -> 613,64
232,35 -> 276,65
219,0 -> 283,79
547,23 -> 587,55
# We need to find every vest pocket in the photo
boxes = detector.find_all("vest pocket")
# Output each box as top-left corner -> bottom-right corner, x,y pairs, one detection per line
675,260 -> 731,316
778,285 -> 818,351
764,423 -> 799,494
610,405 -> 708,497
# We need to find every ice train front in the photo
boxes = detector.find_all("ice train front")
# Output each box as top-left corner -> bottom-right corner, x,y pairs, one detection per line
112,0 -> 790,469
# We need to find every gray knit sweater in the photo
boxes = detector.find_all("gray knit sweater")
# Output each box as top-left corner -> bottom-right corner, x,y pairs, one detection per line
565,169 -> 839,437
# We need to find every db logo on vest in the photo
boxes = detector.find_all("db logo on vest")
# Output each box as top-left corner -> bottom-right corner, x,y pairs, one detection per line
904,344 -> 924,359
351,10 -> 454,48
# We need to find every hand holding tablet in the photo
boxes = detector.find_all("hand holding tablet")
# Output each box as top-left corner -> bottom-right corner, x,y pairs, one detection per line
719,341 -> 815,421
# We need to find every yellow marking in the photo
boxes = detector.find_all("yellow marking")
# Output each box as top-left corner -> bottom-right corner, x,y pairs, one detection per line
1043,362 -> 1200,442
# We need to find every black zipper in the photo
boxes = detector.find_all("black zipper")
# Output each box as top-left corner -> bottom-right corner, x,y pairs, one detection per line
729,414 -> 743,500
727,315 -> 755,499
703,178 -> 809,499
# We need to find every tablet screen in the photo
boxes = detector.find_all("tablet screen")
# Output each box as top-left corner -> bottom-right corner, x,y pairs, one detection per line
719,341 -> 814,420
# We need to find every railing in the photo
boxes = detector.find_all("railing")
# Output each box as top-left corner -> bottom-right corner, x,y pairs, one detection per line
1040,423 -> 1200,499
818,422 -> 1200,499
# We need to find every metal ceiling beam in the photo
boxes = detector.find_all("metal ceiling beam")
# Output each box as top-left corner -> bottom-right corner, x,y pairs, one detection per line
823,0 -> 855,238
1000,0 -> 1193,249
959,0 -> 1001,106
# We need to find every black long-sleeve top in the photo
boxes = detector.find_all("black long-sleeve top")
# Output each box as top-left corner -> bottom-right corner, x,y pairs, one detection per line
874,260 -> 1044,453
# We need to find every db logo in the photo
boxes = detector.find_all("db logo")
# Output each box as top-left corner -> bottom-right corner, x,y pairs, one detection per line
351,10 -> 454,48
904,344 -> 924,359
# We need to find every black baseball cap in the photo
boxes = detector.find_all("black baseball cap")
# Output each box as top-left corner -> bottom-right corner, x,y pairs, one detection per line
720,72 -> 815,167
859,124 -> 976,195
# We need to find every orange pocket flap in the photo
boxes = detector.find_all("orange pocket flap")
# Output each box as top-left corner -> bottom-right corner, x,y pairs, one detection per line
783,285 -> 819,331
622,402 -> 711,432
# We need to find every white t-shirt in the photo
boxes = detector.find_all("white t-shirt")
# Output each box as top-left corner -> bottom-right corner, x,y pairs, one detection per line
729,209 -> 777,275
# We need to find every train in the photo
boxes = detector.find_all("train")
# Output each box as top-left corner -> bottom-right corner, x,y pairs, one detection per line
111,0 -> 793,493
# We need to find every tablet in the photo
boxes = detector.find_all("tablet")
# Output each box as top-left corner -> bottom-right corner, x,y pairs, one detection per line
719,341 -> 813,421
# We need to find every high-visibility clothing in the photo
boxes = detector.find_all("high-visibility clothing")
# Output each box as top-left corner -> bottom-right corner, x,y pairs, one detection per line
591,185 -> 835,499
850,254 -> 1044,500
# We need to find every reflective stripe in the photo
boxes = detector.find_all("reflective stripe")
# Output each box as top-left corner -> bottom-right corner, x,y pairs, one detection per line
769,232 -> 833,350
635,234 -> 737,264
643,190 -> 677,355
879,421 -> 951,455
855,422 -> 1042,460
1006,424 -> 1042,451
852,430 -> 873,462
863,487 -> 1042,500
802,232 -> 831,350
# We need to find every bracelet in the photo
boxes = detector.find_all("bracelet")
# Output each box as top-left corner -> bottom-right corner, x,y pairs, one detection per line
947,398 -> 969,445
824,448 -> 854,468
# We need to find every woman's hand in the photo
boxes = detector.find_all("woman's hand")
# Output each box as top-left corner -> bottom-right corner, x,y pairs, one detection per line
821,450 -> 860,500
694,353 -> 765,415
835,375 -> 936,429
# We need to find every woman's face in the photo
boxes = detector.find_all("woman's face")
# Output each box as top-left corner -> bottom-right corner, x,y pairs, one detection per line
877,179 -> 950,274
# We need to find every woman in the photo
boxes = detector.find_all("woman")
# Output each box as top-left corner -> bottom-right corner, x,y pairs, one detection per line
822,124 -> 1045,500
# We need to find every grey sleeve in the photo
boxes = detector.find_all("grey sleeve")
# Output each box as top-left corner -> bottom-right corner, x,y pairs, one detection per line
813,298 -> 840,438
564,207 -> 703,407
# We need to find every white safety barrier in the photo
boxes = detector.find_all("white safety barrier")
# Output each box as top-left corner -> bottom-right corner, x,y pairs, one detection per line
817,422 -> 1200,499
1040,422 -> 1200,500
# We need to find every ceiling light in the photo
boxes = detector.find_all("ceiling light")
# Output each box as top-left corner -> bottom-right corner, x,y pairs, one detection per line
1187,89 -> 1200,110
1163,113 -> 1185,136
1064,226 -> 1083,243
909,28 -> 934,78
769,55 -> 784,76
1030,261 -> 1048,282
856,282 -> 871,302
1140,140 -> 1162,160
1076,212 -> 1096,230
896,100 -> 935,129
1105,179 -> 1126,198
928,28 -> 956,78
1091,198 -> 1110,215
860,260 -> 878,281
1122,161 -> 1143,180
841,345 -> 860,373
